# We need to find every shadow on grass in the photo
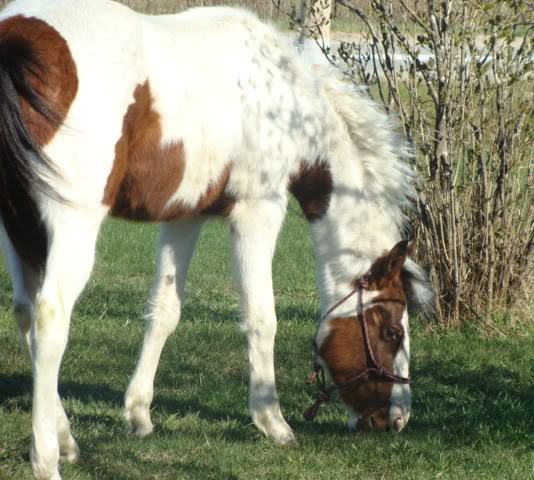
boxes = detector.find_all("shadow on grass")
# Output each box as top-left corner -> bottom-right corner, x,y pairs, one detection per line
70,449 -> 240,480
410,359 -> 534,445
2,354 -> 533,449
0,373 -> 253,434
0,375 -> 32,407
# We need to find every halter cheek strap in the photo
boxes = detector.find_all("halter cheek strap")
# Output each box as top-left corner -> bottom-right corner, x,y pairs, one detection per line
304,275 -> 412,421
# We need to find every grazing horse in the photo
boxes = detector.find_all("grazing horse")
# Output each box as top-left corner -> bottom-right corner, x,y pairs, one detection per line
0,0 -> 433,478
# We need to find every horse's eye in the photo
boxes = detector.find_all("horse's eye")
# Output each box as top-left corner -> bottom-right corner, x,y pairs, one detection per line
383,326 -> 402,343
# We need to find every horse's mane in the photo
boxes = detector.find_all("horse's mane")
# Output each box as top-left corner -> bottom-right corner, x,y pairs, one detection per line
319,69 -> 415,232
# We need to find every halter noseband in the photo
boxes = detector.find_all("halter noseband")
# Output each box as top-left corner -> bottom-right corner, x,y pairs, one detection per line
303,274 -> 412,421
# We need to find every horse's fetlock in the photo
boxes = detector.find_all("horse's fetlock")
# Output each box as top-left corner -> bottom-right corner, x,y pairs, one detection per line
31,442 -> 61,480
125,404 -> 154,437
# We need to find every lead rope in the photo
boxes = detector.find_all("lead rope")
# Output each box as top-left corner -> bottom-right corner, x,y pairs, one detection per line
303,276 -> 411,421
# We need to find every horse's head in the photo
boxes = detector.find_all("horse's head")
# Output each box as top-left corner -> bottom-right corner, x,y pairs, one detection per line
316,240 -> 433,432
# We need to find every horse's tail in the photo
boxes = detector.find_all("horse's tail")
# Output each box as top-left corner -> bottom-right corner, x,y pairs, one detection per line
0,32 -> 60,270
320,70 -> 415,223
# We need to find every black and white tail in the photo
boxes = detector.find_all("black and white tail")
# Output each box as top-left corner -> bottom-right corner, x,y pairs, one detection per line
0,32 -> 59,270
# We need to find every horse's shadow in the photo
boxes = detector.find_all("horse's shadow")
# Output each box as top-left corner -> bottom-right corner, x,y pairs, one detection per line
2,298 -> 531,447
405,358 -> 534,446
2,355 -> 532,448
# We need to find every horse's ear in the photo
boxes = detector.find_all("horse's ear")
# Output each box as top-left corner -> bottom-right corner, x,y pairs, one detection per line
385,239 -> 410,275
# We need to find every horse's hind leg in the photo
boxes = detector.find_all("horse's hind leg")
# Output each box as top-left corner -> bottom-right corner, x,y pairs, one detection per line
125,219 -> 204,436
30,209 -> 102,480
229,199 -> 296,446
0,224 -> 38,361
0,225 -> 80,466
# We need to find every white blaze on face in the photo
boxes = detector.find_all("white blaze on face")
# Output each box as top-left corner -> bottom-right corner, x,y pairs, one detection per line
389,309 -> 411,432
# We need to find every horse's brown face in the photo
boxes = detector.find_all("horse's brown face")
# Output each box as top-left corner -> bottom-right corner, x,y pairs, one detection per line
318,241 -> 415,432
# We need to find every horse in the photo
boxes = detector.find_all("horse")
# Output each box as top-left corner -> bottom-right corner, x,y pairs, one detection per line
0,1 -> 433,479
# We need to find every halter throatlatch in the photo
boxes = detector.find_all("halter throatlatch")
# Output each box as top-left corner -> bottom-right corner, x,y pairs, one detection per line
304,274 -> 412,421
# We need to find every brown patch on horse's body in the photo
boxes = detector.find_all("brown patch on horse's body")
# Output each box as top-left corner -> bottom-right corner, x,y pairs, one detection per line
103,82 -> 234,221
361,248 -> 412,292
0,16 -> 78,270
289,161 -> 333,221
0,16 -> 78,144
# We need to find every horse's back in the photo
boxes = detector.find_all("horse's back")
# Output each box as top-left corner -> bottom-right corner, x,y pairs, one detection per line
0,0 -> 334,221
138,8 -> 324,207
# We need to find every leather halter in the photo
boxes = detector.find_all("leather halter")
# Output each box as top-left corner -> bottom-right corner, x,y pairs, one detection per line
304,274 -> 412,421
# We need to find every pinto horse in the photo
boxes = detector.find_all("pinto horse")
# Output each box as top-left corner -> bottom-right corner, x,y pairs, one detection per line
0,1 -> 433,478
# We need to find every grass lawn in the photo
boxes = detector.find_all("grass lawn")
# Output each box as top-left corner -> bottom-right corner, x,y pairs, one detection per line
1,212 -> 533,479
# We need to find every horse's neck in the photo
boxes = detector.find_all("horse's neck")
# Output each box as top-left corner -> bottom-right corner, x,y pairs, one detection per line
300,71 -> 412,320
309,179 -> 401,318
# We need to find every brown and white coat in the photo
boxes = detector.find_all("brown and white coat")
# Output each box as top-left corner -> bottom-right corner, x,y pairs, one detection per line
0,1 -> 432,479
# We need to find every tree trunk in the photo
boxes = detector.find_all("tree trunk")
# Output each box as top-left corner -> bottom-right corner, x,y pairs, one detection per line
297,0 -> 332,43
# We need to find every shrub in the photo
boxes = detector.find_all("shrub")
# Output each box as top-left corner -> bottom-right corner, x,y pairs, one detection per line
294,0 -> 533,326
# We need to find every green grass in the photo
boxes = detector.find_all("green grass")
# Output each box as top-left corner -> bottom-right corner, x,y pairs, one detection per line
1,213 -> 533,479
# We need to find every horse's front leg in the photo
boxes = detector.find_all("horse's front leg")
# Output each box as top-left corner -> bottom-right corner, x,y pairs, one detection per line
230,198 -> 296,446
125,219 -> 204,436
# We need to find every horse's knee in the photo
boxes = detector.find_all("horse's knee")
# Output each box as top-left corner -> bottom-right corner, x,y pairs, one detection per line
34,299 -> 67,339
147,288 -> 182,338
146,309 -> 180,338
